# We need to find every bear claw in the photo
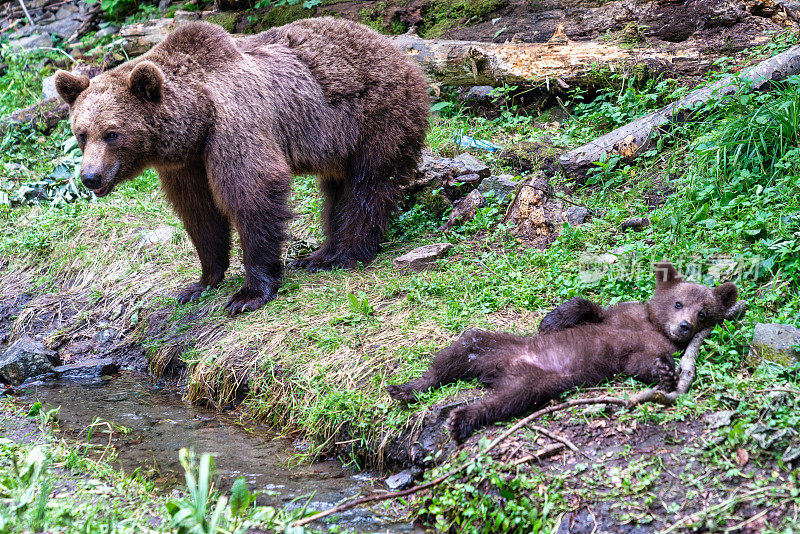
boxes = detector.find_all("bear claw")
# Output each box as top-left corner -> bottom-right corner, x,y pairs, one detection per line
387,384 -> 418,402
225,286 -> 276,315
448,409 -> 476,444
177,283 -> 213,305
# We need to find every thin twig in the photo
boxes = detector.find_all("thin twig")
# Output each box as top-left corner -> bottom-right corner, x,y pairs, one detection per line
17,0 -> 34,25
529,424 -> 591,460
292,397 -> 623,528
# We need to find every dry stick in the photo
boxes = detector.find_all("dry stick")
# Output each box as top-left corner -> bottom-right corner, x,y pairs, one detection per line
17,0 -> 33,25
529,424 -> 591,460
293,302 -> 747,528
292,397 -> 622,528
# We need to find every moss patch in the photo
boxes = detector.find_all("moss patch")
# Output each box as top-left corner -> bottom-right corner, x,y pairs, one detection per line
421,0 -> 507,38
204,11 -> 239,32
261,4 -> 315,27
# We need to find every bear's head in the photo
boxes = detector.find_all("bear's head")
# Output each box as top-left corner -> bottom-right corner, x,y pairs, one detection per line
648,261 -> 738,345
54,61 -> 164,197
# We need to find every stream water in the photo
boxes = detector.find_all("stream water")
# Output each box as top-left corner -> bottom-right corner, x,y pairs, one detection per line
19,372 -> 415,533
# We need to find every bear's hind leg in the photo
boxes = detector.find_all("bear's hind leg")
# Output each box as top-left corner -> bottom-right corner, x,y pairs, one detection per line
160,163 -> 231,304
448,371 -> 562,443
289,173 -> 349,271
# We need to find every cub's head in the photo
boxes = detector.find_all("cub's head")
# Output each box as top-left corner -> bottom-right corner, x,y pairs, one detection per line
55,61 -> 163,197
648,261 -> 738,344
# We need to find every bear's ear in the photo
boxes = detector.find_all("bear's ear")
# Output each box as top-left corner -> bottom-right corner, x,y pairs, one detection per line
128,61 -> 163,103
654,261 -> 683,289
713,282 -> 738,310
55,70 -> 90,106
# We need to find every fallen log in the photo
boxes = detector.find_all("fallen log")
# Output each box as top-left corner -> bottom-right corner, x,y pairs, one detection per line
117,18 -> 718,88
0,97 -> 68,136
558,44 -> 800,181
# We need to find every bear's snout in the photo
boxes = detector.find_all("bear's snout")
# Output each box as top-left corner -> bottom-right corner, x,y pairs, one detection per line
678,320 -> 692,334
81,171 -> 103,190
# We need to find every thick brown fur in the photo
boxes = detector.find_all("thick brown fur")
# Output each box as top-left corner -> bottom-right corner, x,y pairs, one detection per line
54,19 -> 430,314
387,262 -> 739,443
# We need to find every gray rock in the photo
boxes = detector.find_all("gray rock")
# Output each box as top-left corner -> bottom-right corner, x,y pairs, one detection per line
42,74 -> 58,100
565,206 -> 590,225
9,33 -> 53,50
55,6 -> 77,20
140,226 -> 176,247
704,410 -> 735,429
393,243 -> 453,271
749,323 -> 800,367
94,25 -> 120,38
54,358 -> 118,379
453,153 -> 491,178
40,16 -> 83,39
478,174 -> 518,201
465,85 -> 494,102
385,469 -> 415,491
0,336 -> 56,385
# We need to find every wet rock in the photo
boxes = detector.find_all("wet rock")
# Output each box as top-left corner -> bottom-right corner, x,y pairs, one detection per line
620,217 -> 651,231
9,33 -> 54,50
54,358 -> 119,379
748,323 -> 800,367
465,85 -> 494,102
439,189 -> 484,231
478,174 -> 518,202
0,336 -> 57,385
140,226 -> 176,247
565,206 -> 590,225
453,153 -> 491,178
393,243 -> 453,271
385,467 -> 423,491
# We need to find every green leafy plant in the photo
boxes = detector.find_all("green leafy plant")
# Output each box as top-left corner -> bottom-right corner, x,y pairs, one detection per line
166,449 -> 228,534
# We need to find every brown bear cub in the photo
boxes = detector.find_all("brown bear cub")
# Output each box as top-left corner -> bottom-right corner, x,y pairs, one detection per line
55,19 -> 429,314
387,262 -> 738,443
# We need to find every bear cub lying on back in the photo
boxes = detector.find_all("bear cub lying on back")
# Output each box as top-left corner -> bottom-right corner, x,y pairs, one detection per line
387,261 -> 739,443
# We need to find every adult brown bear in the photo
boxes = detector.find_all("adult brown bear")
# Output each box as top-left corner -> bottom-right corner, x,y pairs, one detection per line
55,19 -> 430,314
388,262 -> 739,442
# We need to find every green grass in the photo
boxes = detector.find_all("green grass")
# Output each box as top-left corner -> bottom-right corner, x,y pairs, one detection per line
1,35 -> 800,531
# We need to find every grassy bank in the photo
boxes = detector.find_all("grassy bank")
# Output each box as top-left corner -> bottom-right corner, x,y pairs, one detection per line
2,33 -> 800,530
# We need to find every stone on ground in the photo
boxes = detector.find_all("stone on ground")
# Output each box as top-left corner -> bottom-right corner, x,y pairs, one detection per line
393,243 -> 454,271
0,336 -> 57,385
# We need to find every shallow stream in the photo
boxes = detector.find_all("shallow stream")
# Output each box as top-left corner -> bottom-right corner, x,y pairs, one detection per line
20,372 -> 414,533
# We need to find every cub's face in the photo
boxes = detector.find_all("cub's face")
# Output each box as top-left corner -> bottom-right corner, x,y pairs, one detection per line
648,261 -> 738,344
54,61 -> 163,197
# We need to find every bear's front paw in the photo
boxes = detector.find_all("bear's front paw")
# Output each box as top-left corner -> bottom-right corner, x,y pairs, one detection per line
448,408 -> 477,444
387,384 -> 419,403
657,359 -> 678,392
177,283 -> 213,305
225,286 -> 276,315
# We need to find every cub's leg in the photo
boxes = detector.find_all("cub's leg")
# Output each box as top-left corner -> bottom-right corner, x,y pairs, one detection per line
538,297 -> 604,335
159,162 -> 231,304
623,352 -> 678,392
447,370 -> 567,443
387,329 -> 527,402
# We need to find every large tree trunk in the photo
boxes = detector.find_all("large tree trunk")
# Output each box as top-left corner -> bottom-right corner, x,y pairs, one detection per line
558,44 -> 800,181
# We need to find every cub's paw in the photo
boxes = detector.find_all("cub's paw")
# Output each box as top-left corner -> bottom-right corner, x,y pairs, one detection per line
177,283 -> 213,305
657,359 -> 678,392
448,408 -> 477,444
225,286 -> 277,315
387,384 -> 419,403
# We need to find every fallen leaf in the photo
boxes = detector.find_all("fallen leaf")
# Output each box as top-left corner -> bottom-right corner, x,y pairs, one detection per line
735,448 -> 749,467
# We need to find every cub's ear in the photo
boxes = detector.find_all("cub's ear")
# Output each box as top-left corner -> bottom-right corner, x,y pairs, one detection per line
654,261 -> 683,289
128,61 -> 163,102
713,282 -> 738,310
55,70 -> 90,106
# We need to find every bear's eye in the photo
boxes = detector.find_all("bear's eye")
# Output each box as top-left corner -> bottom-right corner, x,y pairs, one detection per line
104,132 -> 118,142
77,133 -> 87,145
675,301 -> 683,309
698,311 -> 706,320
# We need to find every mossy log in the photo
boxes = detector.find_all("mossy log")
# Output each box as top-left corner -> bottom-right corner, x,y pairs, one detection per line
0,98 -> 68,136
558,44 -> 800,181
